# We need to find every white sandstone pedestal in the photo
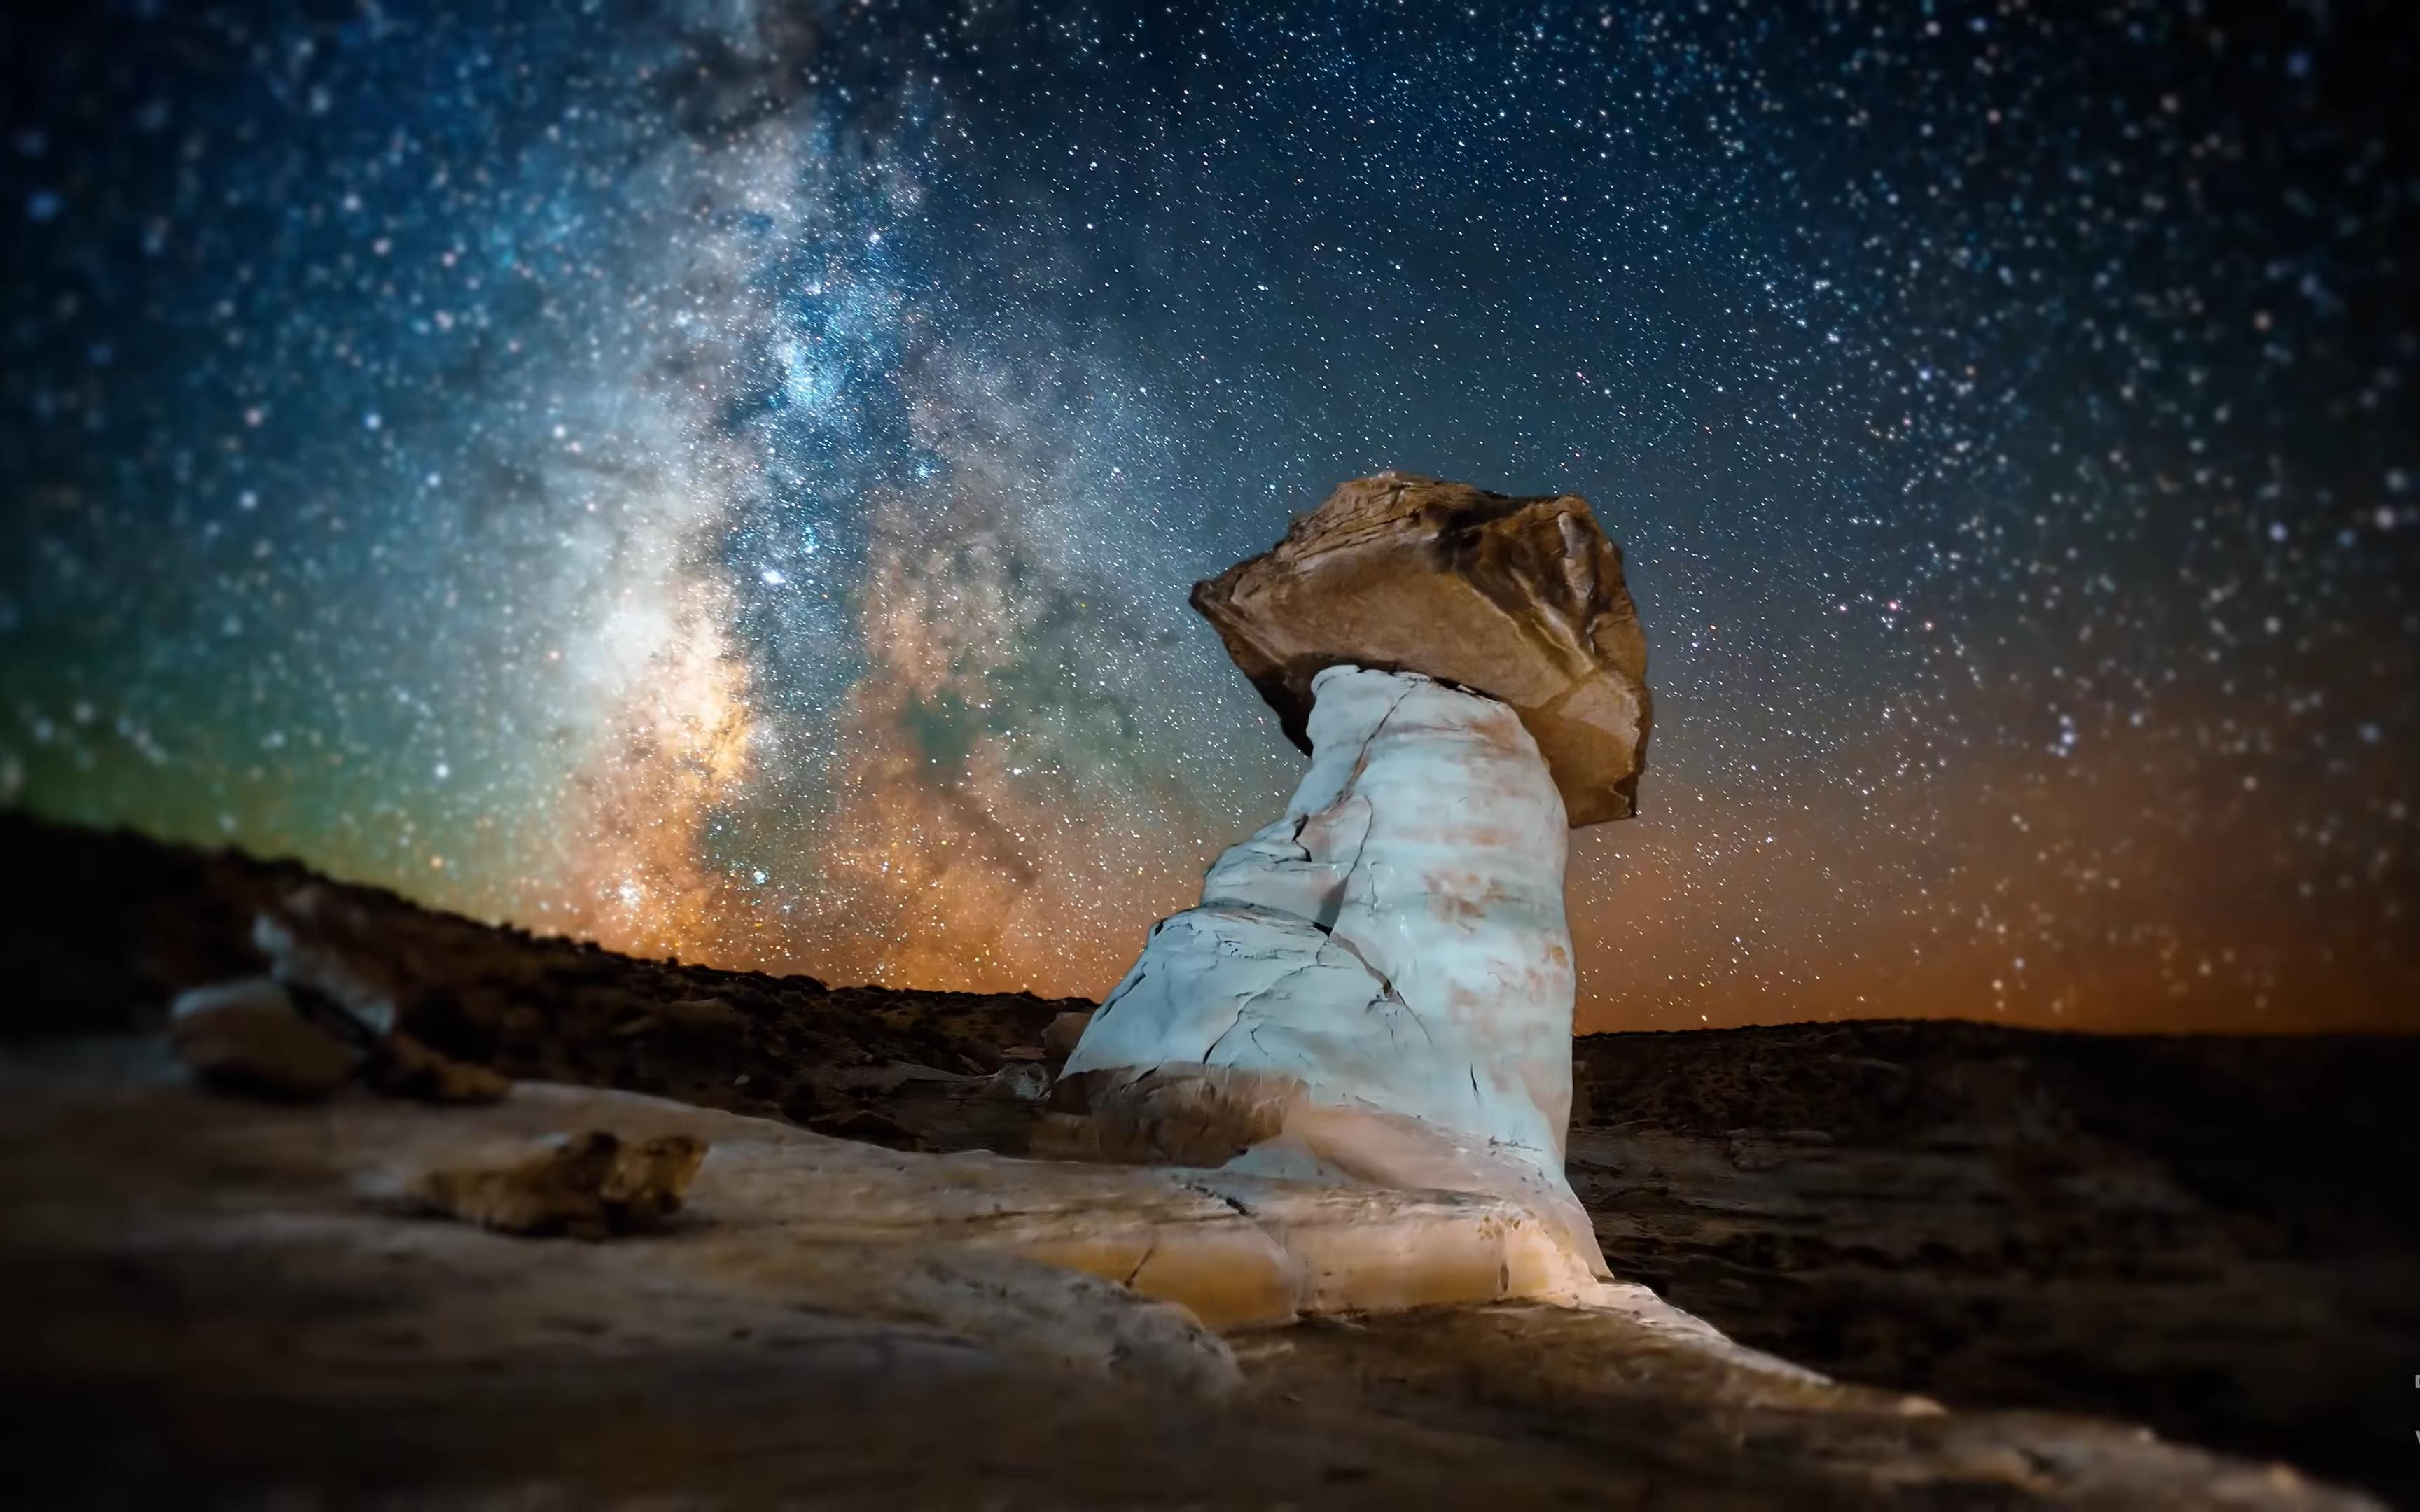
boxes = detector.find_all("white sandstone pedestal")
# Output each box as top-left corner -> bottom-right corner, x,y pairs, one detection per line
1061,665 -> 1606,1277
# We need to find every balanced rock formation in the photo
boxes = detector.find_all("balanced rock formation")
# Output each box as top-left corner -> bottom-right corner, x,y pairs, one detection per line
1059,476 -> 1652,1275
1192,472 -> 1651,825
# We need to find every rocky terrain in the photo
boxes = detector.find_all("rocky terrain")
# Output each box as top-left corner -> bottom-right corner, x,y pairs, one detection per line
1569,1023 -> 2420,1505
4,811 -> 2416,1506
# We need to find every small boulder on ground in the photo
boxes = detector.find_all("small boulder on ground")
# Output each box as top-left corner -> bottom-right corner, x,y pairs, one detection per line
411,1130 -> 707,1240
1042,1010 -> 1094,1065
369,1032 -> 513,1105
169,979 -> 360,1101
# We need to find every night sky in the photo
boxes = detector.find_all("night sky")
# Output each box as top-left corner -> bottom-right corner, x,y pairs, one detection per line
4,1 -> 2414,1032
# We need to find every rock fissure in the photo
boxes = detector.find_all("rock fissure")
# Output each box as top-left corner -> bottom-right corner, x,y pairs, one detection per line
1122,1241 -> 1158,1288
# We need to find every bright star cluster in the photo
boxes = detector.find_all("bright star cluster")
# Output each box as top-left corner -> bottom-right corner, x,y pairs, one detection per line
3,2 -> 2412,1031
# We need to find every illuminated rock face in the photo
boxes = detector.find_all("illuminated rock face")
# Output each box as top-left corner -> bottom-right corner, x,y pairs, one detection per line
1062,666 -> 1605,1275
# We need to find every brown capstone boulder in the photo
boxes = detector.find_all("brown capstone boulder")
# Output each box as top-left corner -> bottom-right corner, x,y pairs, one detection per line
1190,473 -> 1652,825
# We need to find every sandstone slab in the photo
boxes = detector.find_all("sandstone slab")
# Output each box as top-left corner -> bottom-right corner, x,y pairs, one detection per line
0,1040 -> 2377,1509
0,1047 -> 1597,1336
10,816 -> 2411,1504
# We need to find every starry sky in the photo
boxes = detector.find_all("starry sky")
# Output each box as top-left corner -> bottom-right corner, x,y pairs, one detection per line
4,1 -> 2414,1032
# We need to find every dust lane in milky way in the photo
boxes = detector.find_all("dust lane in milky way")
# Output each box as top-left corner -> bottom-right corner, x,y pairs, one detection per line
2,3 -> 2413,1032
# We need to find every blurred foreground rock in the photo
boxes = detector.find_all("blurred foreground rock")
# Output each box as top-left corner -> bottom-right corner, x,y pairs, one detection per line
414,1128 -> 706,1238
370,1030 -> 513,1105
170,965 -> 510,1108
169,978 -> 359,1100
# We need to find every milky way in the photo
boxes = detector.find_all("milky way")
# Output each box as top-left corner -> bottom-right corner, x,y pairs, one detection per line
4,2 -> 2414,1031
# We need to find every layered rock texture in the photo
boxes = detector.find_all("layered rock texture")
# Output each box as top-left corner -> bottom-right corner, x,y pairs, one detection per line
1059,666 -> 1602,1271
1192,472 -> 1651,825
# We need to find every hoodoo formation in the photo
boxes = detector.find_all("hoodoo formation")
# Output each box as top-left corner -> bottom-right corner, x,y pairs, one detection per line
1056,475 -> 1652,1272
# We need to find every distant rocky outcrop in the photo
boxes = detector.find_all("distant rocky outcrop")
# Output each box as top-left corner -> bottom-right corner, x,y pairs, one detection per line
0,812 -> 1088,1153
1192,472 -> 1651,825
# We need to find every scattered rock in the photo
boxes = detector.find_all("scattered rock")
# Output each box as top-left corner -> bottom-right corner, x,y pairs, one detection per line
251,892 -> 404,1034
650,995 -> 749,1042
169,978 -> 360,1101
1192,472 -> 1652,825
1041,1009 -> 1094,1064
987,1062 -> 1051,1102
368,1031 -> 512,1105
411,1130 -> 707,1239
803,1104 -> 926,1151
597,1130 -> 709,1228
